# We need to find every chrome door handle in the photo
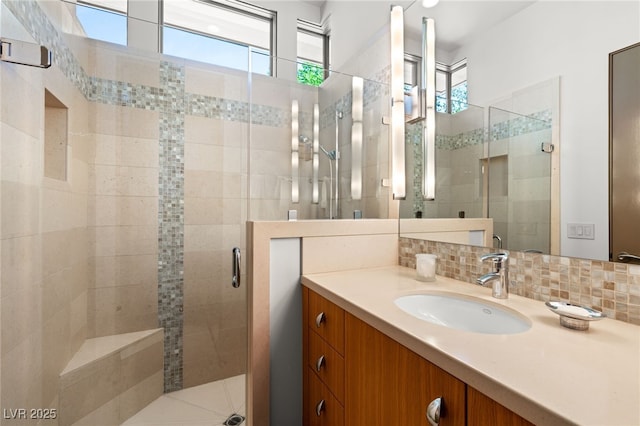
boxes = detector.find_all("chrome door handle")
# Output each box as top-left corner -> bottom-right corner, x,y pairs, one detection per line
426,396 -> 443,426
617,252 -> 640,262
232,247 -> 241,288
315,312 -> 326,328
315,399 -> 325,417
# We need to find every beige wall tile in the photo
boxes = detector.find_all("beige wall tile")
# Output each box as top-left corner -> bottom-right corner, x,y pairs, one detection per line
0,65 -> 42,139
89,165 -> 158,197
1,234 -> 41,300
120,341 -> 163,390
89,195 -> 157,227
184,197 -> 224,225
184,224 -> 224,252
58,354 -> 121,426
70,397 -> 119,426
185,64 -> 248,100
1,123 -> 42,186
118,371 -> 163,423
1,334 -> 44,413
185,115 -> 223,145
91,225 -> 158,257
90,254 -> 157,289
87,285 -> 158,338
90,134 -> 159,168
1,182 -> 40,239
89,104 -> 159,139
1,281 -> 43,357
89,46 -> 161,88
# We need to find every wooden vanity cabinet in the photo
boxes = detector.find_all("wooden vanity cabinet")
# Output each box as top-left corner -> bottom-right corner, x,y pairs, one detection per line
344,313 -> 466,426
303,288 -> 532,426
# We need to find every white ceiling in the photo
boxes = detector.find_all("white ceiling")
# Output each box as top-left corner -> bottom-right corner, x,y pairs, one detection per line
404,0 -> 537,52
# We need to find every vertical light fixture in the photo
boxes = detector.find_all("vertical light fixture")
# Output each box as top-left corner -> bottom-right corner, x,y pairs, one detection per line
390,5 -> 406,199
312,103 -> 320,203
351,76 -> 364,201
422,17 -> 436,200
291,100 -> 299,203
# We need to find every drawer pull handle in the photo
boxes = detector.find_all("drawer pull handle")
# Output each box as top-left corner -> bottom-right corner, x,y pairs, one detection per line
426,396 -> 443,426
315,399 -> 325,417
316,355 -> 326,372
315,312 -> 326,328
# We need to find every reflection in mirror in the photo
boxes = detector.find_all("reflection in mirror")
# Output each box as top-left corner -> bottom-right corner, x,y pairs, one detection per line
400,79 -> 559,255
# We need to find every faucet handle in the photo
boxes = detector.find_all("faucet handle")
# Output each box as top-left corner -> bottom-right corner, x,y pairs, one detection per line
480,252 -> 509,270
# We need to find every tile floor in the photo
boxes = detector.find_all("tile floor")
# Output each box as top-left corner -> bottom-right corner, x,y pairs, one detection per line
122,375 -> 246,425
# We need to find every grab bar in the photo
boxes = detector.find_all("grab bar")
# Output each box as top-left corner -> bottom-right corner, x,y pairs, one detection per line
232,247 -> 241,288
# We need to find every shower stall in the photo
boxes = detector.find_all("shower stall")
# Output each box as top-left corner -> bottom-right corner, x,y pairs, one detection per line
0,0 -> 392,423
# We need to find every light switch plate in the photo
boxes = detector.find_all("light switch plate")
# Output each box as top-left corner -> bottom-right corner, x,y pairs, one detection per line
568,223 -> 595,240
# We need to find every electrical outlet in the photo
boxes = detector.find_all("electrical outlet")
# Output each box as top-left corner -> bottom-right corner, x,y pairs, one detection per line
568,223 -> 595,240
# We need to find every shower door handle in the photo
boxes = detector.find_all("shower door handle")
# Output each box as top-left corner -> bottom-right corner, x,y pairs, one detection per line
232,247 -> 241,288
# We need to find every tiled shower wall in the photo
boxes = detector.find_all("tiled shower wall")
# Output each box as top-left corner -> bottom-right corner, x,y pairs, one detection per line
399,237 -> 640,325
1,2 -> 90,419
4,0 -> 393,401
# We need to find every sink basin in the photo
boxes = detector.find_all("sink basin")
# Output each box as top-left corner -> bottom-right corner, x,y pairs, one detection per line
394,293 -> 531,335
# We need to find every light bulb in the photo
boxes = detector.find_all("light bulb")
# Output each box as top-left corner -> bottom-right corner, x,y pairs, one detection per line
422,0 -> 440,8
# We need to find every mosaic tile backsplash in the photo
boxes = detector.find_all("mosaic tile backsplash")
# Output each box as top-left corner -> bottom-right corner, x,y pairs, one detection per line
399,237 -> 640,325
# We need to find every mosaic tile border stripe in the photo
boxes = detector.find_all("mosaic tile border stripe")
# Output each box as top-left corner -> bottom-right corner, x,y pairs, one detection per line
399,237 -> 640,325
158,61 -> 186,392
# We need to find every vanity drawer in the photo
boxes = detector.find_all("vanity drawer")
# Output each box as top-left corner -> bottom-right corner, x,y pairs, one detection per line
308,291 -> 344,355
308,327 -> 345,403
306,366 -> 344,426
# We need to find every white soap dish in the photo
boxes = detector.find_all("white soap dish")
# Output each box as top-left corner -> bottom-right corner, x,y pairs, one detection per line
545,301 -> 605,330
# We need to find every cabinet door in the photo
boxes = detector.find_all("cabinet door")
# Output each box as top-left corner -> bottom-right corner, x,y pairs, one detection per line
308,290 -> 345,354
467,386 -> 534,426
307,366 -> 344,426
345,313 -> 465,426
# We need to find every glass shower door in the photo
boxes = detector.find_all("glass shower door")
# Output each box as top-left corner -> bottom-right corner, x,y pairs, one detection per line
488,107 -> 553,253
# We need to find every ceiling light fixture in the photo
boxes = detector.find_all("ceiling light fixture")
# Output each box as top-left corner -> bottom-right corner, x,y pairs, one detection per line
422,0 -> 440,8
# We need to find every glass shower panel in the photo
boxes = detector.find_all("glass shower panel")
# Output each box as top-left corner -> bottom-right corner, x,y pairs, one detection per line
402,103 -> 486,219
488,107 -> 552,253
248,55 -> 391,221
181,59 -> 249,392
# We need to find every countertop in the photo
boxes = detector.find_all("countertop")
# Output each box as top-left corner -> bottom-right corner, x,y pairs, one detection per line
301,266 -> 640,426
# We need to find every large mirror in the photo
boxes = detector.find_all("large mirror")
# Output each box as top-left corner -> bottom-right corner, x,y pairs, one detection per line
394,0 -> 639,262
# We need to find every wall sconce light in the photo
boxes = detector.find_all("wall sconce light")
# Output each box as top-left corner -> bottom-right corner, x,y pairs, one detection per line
390,5 -> 406,200
422,17 -> 436,200
351,76 -> 364,201
291,100 -> 299,203
312,103 -> 320,203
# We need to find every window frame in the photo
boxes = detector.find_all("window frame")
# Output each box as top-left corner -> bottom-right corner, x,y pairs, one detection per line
296,19 -> 330,84
161,0 -> 277,75
76,0 -> 128,46
404,55 -> 468,114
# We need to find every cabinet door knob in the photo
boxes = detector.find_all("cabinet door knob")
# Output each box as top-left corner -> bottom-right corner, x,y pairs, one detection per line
426,396 -> 443,426
315,399 -> 325,417
315,312 -> 326,328
316,355 -> 326,372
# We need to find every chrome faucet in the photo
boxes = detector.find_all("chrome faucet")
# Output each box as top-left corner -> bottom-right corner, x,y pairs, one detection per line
477,252 -> 509,299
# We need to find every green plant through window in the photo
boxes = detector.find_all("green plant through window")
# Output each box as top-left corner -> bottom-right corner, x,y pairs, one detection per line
297,62 -> 324,87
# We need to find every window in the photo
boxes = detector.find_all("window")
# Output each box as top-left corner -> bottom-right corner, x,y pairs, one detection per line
296,21 -> 328,86
76,0 -> 127,46
163,0 -> 275,75
437,59 -> 468,114
404,56 -> 468,114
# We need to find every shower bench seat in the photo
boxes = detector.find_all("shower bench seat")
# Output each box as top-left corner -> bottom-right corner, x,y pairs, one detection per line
58,328 -> 164,426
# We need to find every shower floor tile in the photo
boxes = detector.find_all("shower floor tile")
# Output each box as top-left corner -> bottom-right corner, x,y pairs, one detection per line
122,375 -> 246,425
